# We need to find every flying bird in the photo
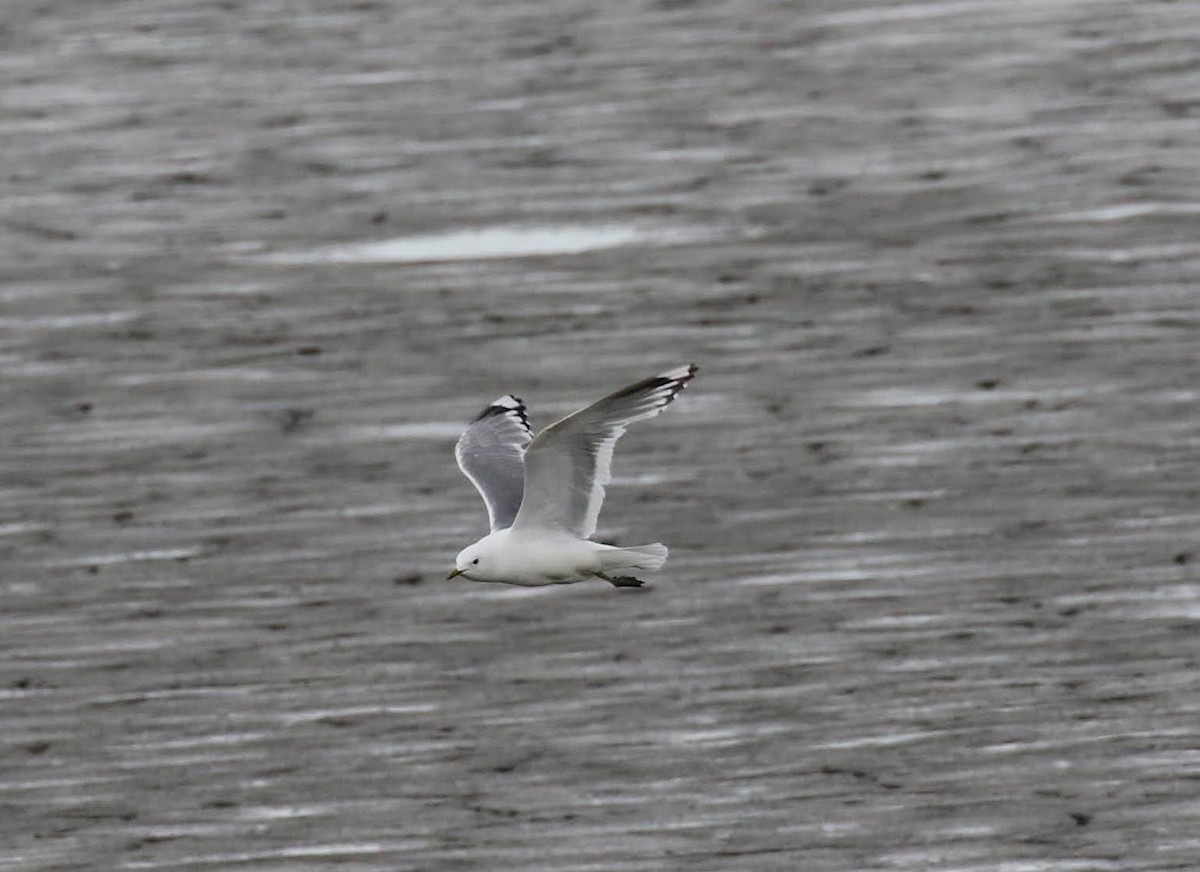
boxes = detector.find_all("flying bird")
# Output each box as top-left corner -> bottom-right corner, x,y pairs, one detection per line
448,364 -> 698,587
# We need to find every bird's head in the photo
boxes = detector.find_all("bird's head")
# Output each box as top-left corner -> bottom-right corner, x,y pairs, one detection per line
447,541 -> 487,580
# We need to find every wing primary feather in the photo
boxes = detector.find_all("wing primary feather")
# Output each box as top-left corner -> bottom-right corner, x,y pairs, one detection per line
471,394 -> 531,434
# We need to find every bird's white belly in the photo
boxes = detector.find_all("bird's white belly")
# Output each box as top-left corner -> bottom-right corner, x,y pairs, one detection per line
486,531 -> 599,586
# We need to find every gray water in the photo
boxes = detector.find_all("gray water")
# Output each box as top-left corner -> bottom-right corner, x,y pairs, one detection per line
4,1 -> 1200,869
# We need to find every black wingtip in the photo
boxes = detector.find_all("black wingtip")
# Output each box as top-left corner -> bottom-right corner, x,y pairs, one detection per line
658,363 -> 699,386
472,395 -> 531,433
609,363 -> 698,401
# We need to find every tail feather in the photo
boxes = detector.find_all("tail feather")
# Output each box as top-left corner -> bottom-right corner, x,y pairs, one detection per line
603,542 -> 668,573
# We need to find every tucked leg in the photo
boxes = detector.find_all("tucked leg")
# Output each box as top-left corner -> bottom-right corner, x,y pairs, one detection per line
597,572 -> 645,588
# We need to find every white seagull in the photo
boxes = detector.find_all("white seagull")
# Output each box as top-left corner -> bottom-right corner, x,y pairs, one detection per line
447,364 -> 698,587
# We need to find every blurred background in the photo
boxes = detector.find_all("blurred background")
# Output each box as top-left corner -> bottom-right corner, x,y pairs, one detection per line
3,1 -> 1199,869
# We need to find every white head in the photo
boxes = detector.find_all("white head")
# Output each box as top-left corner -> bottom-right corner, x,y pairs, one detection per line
447,535 -> 502,581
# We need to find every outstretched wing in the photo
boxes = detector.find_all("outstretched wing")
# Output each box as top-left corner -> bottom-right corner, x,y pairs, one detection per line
511,364 -> 697,539
454,395 -> 532,531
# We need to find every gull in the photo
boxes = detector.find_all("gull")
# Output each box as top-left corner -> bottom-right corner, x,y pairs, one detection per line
447,364 -> 698,587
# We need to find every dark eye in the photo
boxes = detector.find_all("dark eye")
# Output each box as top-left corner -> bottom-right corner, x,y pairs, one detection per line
472,558 -> 479,565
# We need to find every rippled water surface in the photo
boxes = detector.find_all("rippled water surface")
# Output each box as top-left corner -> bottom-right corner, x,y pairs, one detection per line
4,1 -> 1200,870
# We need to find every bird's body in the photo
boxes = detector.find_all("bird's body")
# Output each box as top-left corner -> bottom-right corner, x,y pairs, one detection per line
448,365 -> 697,587
455,528 -> 666,587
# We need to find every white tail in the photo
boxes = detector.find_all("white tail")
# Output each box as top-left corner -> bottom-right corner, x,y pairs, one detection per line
601,542 -> 668,573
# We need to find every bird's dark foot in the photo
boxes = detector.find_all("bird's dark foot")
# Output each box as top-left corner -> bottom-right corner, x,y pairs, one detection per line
598,573 -> 645,588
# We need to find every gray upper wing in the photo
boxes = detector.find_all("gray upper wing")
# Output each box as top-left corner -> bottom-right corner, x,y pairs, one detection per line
510,364 -> 697,539
454,395 -> 532,531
